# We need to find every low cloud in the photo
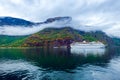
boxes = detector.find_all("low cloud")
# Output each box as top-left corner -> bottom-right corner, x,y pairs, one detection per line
0,20 -> 71,36
0,26 -> 43,36
0,0 -> 120,37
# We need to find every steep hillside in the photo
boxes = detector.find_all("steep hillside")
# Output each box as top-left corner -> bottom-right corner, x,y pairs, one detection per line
22,27 -> 99,47
0,27 -> 97,47
78,31 -> 113,45
0,27 -> 119,47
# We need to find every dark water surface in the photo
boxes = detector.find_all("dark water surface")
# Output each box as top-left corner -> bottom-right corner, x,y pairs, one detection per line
0,47 -> 120,80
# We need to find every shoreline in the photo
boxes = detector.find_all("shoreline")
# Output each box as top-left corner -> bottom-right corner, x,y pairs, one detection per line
0,47 -> 43,49
0,46 -> 68,49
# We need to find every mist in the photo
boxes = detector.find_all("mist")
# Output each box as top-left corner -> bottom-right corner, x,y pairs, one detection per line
0,0 -> 120,37
0,19 -> 119,37
0,19 -> 72,36
0,26 -> 43,36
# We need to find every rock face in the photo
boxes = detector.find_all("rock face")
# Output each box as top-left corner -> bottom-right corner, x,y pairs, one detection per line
23,36 -> 73,47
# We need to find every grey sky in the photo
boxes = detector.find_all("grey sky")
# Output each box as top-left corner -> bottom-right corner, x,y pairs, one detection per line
0,0 -> 120,37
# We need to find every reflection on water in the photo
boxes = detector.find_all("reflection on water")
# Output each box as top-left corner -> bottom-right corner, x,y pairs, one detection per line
0,47 -> 119,80
71,48 -> 105,56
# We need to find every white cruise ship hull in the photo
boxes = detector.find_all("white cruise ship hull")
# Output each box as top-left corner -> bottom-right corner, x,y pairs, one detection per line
70,42 -> 106,55
70,42 -> 106,49
71,45 -> 105,49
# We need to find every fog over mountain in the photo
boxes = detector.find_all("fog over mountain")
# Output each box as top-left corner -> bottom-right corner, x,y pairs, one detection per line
0,0 -> 120,37
0,16 -> 73,36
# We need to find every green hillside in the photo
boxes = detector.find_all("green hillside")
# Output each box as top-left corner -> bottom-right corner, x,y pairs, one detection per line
0,36 -> 27,47
0,27 -> 118,47
22,27 -> 99,47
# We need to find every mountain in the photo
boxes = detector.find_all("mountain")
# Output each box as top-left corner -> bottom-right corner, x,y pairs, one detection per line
0,16 -> 72,27
78,31 -> 114,46
0,16 -> 120,47
22,27 -> 82,47
0,17 -> 34,26
0,27 -> 120,47
21,27 -> 113,47
36,16 -> 72,25
0,16 -> 72,36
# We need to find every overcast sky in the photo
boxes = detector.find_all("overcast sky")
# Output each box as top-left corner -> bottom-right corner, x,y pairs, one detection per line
0,0 -> 120,37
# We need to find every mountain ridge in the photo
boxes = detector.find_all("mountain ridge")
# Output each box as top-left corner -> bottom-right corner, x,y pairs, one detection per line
0,17 -> 34,26
0,16 -> 72,27
0,16 -> 120,47
0,27 -> 120,47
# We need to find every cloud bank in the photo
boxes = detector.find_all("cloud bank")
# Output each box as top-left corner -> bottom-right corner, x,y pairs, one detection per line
0,20 -> 73,36
0,0 -> 120,37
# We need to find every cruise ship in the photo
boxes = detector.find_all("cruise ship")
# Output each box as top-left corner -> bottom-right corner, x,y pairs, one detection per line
70,41 -> 106,49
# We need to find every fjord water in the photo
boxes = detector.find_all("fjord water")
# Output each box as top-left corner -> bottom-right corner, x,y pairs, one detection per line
0,47 -> 120,80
